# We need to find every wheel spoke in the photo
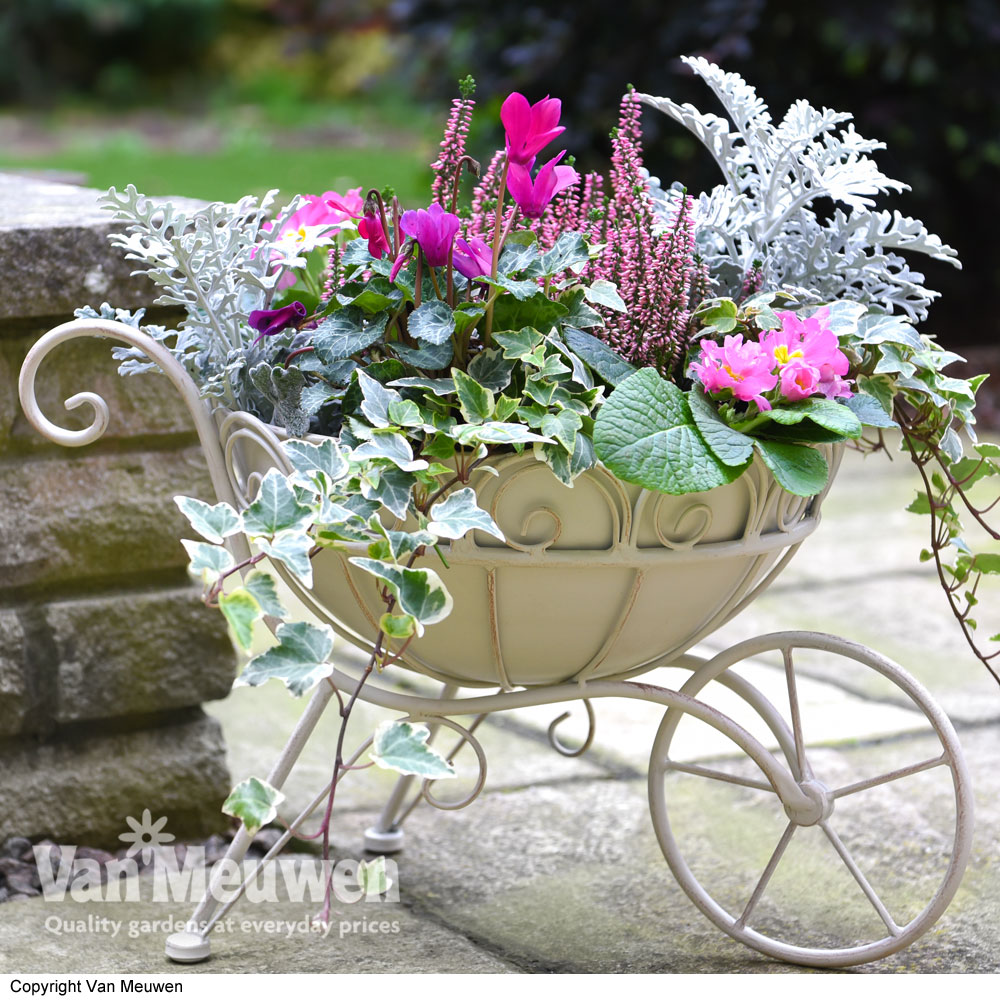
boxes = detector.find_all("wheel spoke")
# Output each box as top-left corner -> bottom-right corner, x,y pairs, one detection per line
820,821 -> 901,937
832,754 -> 949,800
783,646 -> 813,781
662,758 -> 776,792
734,821 -> 797,931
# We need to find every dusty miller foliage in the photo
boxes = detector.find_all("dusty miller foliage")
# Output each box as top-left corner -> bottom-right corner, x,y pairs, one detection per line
640,56 -> 960,321
87,185 -> 301,408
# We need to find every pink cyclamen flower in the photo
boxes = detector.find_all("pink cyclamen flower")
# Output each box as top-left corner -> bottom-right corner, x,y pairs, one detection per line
507,151 -> 580,219
763,309 -> 852,400
248,301 -> 308,346
358,210 -> 390,259
399,203 -> 461,267
501,92 -> 565,165
691,335 -> 779,411
452,237 -> 494,280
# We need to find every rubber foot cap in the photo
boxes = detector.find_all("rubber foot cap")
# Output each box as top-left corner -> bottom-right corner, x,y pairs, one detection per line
165,931 -> 211,963
364,825 -> 405,853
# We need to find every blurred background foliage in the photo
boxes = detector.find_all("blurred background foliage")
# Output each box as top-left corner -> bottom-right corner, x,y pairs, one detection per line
0,0 -> 997,350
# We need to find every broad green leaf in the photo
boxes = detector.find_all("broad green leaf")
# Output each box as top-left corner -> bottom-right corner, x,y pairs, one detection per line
174,496 -> 242,544
491,292 -> 567,332
975,442 -> 1000,459
453,304 -> 486,337
845,392 -> 897,428
181,539 -> 235,583
256,529 -> 315,586
283,438 -> 349,482
563,327 -> 637,386
583,278 -> 627,312
452,368 -> 494,423
776,398 -> 862,438
313,308 -> 387,362
349,559 -> 453,630
244,570 -> 286,618
235,621 -> 336,696
754,440 -> 829,497
688,389 -> 755,467
593,369 -> 741,495
468,347 -> 515,392
409,299 -> 455,346
353,431 -> 429,472
369,720 -> 457,779
219,589 -> 261,650
242,469 -> 316,536
428,487 -> 505,541
222,777 -> 285,834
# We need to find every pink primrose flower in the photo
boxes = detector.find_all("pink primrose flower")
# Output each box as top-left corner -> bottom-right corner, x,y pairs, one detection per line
691,335 -> 778,411
506,151 -> 580,219
399,202 -> 461,267
778,358 -> 821,401
763,310 -> 853,401
501,93 -> 565,166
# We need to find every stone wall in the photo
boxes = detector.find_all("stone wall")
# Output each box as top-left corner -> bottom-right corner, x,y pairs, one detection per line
0,173 -> 235,845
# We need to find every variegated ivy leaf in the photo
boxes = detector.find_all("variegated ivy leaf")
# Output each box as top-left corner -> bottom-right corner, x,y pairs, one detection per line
387,399 -> 424,427
353,431 -> 429,472
222,777 -> 285,835
540,409 -> 582,454
468,348 -> 515,392
428,487 -> 505,542
256,529 -> 315,587
358,856 -> 391,896
174,496 -> 242,544
379,613 -> 417,639
494,327 -> 543,361
452,368 -> 494,423
388,376 -> 456,396
369,720 -> 456,779
856,313 -> 925,352
357,369 -> 403,428
283,438 -> 349,482
360,465 -> 417,520
243,570 -> 286,618
219,589 -> 262,650
454,422 -> 553,446
241,469 -> 316,537
349,559 -> 453,632
235,621 -> 336,696
369,525 -> 436,562
583,279 -> 627,313
181,539 -> 235,583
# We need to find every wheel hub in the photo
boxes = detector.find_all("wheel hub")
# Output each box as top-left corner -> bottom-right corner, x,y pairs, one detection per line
784,778 -> 834,826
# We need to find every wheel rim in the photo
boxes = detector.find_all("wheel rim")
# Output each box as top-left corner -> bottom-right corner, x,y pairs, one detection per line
648,631 -> 973,968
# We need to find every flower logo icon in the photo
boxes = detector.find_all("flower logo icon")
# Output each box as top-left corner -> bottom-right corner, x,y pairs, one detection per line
119,809 -> 175,864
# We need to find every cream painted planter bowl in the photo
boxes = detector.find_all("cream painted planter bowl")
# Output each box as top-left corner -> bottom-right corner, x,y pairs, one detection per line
218,410 -> 841,690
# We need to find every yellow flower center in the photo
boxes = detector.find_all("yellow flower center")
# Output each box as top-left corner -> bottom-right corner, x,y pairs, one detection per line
773,345 -> 803,365
723,364 -> 744,382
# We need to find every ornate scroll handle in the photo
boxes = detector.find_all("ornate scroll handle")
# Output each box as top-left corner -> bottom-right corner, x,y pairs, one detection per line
17,318 -> 240,512
547,699 -> 596,757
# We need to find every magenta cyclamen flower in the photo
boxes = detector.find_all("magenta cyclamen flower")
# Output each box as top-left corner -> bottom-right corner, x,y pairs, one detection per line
691,335 -> 779,411
452,237 -> 494,280
248,301 -> 308,346
399,203 -> 461,267
507,152 -> 580,219
358,211 -> 390,259
501,93 -> 565,165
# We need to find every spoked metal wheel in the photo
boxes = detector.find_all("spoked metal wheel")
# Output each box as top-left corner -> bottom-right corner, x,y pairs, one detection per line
648,631 -> 973,968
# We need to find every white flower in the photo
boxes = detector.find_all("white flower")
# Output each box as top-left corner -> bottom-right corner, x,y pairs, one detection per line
118,809 -> 175,864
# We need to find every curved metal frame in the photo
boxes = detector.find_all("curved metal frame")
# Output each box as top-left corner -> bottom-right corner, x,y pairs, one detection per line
18,320 -> 973,970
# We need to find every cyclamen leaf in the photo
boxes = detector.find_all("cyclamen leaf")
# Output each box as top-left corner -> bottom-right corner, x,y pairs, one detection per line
242,469 -> 316,536
313,308 -> 387,362
219,589 -> 261,650
754,439 -> 829,497
370,720 -> 457,779
181,539 -> 235,583
428,487 -> 505,542
533,232 -> 590,278
222,777 -> 285,835
235,621 -> 336,696
409,299 -> 455,345
256,529 -> 315,587
593,369 -> 741,495
174,496 -> 243,544
390,338 -> 454,370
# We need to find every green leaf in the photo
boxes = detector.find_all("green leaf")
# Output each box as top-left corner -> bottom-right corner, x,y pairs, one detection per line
583,279 -> 627,313
409,299 -> 456,345
428,487 -> 505,541
532,232 -> 590,278
696,297 -> 739,334
787,398 -> 863,438
222,777 -> 285,835
235,621 -> 336,696
563,327 -> 636,386
754,440 -> 829,497
494,327 -> 543,361
390,338 -> 454,370
906,493 -> 933,515
353,431 -> 429,472
560,287 -> 605,329
491,292 -> 567,332
257,529 -> 315,587
313,308 -> 387,362
540,408 -> 582,454
361,465 -> 416,520
387,399 -> 424,427
244,570 -> 286,618
219,589 -> 261,650
593,369 -> 741,495
453,421 -> 552,445
358,856 -> 390,896
688,389 -> 755,467
975,442 -> 1000,459
973,553 -> 1000,575
844,392 -> 897,429
357,369 -> 403,427
468,347 -> 515,392
242,469 -> 316,536
369,720 -> 457,779
181,539 -> 235,583
283,438 -> 349,482
174,496 -> 242,544
452,368 -> 494,423
379,613 -> 417,639
349,559 -> 453,631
